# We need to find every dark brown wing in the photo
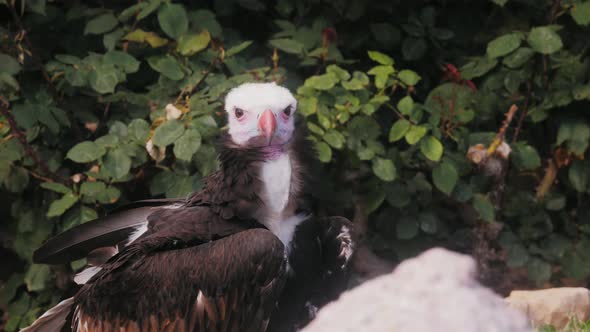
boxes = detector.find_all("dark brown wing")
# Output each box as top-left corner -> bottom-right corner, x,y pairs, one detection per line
32,199 -> 184,265
73,228 -> 287,332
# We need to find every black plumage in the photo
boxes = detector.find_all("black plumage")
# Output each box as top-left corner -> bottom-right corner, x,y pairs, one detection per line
25,85 -> 355,332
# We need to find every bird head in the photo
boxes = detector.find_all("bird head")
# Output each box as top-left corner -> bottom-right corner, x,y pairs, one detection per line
225,82 -> 297,147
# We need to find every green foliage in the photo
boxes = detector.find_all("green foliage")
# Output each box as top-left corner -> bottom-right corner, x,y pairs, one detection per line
2,0 -> 590,328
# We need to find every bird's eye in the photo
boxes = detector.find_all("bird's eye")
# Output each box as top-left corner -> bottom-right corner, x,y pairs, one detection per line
283,106 -> 292,116
234,108 -> 245,118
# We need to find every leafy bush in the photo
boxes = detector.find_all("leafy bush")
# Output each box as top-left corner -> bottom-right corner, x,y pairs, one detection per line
1,0 -> 590,329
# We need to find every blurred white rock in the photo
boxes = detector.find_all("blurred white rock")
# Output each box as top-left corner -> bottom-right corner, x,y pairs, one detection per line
303,248 -> 532,332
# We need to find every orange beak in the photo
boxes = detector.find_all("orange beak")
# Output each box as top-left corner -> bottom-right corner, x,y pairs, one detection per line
258,109 -> 277,144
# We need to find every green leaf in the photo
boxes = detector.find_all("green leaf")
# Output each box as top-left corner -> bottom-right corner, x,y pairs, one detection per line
405,125 -> 428,145
24,265 -> 50,292
189,10 -> 222,38
137,0 -> 162,20
104,51 -> 140,73
505,243 -> 529,268
323,130 -> 345,149
569,160 -> 589,192
385,182 -> 411,208
367,50 -> 394,65
119,2 -> 149,21
571,2 -> 590,26
1,273 -> 23,304
128,119 -> 150,142
397,96 -> 414,115
397,69 -> 421,86
269,38 -> 304,54
67,141 -> 106,163
486,33 -> 522,58
96,186 -> 121,204
315,141 -> 332,163
402,37 -> 427,61
419,211 -> 439,234
226,41 -> 253,57
148,56 -> 184,80
103,148 -> 132,179
177,30 -> 211,56
420,136 -> 443,161
574,84 -> 590,101
95,134 -> 119,149
473,194 -> 495,222
459,57 -> 498,80
47,192 -> 79,217
304,74 -> 338,90
84,13 -> 118,35
80,181 -> 106,198
368,65 -> 394,89
557,119 -> 590,156
512,143 -> 541,171
124,29 -> 168,48
173,129 -> 202,161
397,216 -> 419,239
308,122 -> 325,135
348,116 -> 380,141
527,26 -> 563,54
432,161 -> 458,195
326,65 -> 351,81
0,53 -> 21,75
389,119 -> 411,142
527,257 -> 552,285
158,3 -> 188,39
0,72 -> 19,91
298,97 -> 317,116
40,182 -> 71,194
153,119 -> 185,147
503,47 -> 535,69
62,205 -> 97,230
372,157 -> 396,182
544,193 -> 566,211
104,28 -> 124,51
362,186 -> 386,214
89,64 -> 119,94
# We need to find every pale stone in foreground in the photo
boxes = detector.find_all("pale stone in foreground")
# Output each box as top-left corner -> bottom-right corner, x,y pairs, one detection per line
506,288 -> 590,329
303,248 -> 532,332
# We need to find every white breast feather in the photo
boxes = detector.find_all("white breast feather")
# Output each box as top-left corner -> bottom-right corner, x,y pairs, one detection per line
259,154 -> 306,249
260,154 -> 291,214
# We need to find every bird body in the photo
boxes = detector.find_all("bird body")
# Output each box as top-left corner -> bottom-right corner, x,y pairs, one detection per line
23,82 -> 354,332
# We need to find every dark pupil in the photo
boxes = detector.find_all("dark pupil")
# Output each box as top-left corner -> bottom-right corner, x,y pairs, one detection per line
283,106 -> 292,116
235,108 -> 244,118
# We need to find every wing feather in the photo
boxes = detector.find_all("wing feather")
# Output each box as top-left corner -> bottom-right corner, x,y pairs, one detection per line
33,206 -> 155,264
73,228 -> 287,332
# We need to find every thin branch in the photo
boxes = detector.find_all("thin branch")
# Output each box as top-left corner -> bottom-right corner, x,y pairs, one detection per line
0,97 -> 65,183
486,104 -> 518,157
7,2 -> 58,96
22,166 -> 57,183
385,103 -> 418,125
174,48 -> 224,105
513,81 -> 532,142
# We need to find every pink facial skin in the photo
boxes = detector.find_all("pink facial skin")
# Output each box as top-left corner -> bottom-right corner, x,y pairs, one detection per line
228,106 -> 295,148
225,82 -> 298,148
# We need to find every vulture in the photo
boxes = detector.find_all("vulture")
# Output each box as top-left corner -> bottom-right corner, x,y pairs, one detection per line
23,82 -> 355,332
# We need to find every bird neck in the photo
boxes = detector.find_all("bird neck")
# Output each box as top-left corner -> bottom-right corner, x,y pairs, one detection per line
260,143 -> 287,160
